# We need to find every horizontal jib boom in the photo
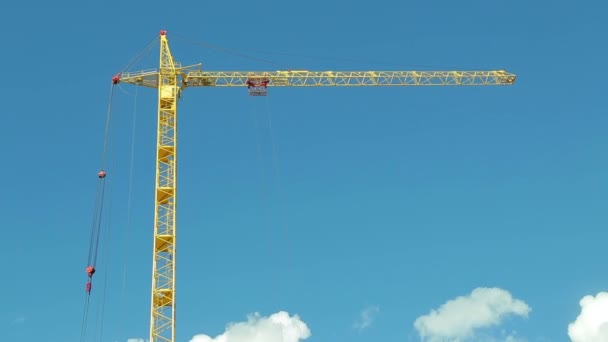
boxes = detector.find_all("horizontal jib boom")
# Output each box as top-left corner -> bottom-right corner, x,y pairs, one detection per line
119,70 -> 516,88
183,70 -> 516,87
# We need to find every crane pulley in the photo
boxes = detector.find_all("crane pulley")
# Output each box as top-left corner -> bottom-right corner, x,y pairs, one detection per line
246,77 -> 270,96
109,29 -> 517,342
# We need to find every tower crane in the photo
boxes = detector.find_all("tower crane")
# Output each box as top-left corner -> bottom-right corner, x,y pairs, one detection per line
112,29 -> 516,342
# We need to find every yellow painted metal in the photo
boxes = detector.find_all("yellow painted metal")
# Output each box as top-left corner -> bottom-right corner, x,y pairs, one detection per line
120,69 -> 516,89
149,32 -> 178,342
118,30 -> 517,342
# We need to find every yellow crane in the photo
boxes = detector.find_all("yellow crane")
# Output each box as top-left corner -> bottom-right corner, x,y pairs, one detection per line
114,29 -> 516,342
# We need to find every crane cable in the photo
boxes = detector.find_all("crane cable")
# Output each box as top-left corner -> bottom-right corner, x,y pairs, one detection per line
78,37 -> 153,342
118,85 -> 139,340
77,35 -> 163,342
172,32 -> 484,72
171,33 -> 292,70
120,36 -> 157,73
111,35 -> 158,93
249,95 -> 288,342
260,95 -> 289,342
79,80 -> 116,342
94,177 -> 113,342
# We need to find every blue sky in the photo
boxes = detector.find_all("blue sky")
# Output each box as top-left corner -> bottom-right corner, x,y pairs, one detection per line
2,1 -> 608,341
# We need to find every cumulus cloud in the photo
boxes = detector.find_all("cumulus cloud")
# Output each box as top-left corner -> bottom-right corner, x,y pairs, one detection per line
568,292 -> 608,342
189,311 -> 310,342
505,335 -> 538,342
504,335 -> 526,342
353,305 -> 379,331
414,287 -> 531,342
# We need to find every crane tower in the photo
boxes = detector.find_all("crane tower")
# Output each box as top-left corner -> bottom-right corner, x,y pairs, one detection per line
113,29 -> 516,342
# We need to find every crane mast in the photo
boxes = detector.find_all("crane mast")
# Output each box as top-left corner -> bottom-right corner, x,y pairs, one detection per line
114,30 -> 516,342
149,30 -> 178,342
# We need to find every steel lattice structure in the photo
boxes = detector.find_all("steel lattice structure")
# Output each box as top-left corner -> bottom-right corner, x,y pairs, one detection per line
115,30 -> 516,342
121,69 -> 516,89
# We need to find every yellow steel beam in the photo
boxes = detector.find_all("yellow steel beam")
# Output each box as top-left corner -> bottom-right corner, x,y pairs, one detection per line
183,70 -> 516,87
119,69 -> 516,89
149,30 -> 178,342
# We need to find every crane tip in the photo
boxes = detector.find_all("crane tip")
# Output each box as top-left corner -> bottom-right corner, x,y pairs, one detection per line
160,30 -> 167,36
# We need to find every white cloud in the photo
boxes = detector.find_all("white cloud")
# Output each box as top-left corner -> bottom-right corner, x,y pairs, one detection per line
127,339 -> 145,342
413,287 -> 531,342
189,311 -> 311,342
353,305 -> 380,331
504,334 -> 526,342
568,292 -> 608,342
455,331 -> 526,342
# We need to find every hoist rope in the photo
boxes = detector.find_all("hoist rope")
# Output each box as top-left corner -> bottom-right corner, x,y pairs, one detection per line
264,97 -> 282,201
86,82 -> 114,271
94,178 -> 112,342
263,95 -> 286,281
261,96 -> 289,342
79,294 -> 92,342
79,35 -> 153,342
250,99 -> 267,196
249,95 -> 288,331
80,81 -> 116,342
100,84 -> 115,170
118,84 -> 139,339
248,98 -> 273,284
87,181 -> 105,266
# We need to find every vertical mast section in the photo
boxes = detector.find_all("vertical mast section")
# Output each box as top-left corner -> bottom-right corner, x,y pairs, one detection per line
150,30 -> 178,342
